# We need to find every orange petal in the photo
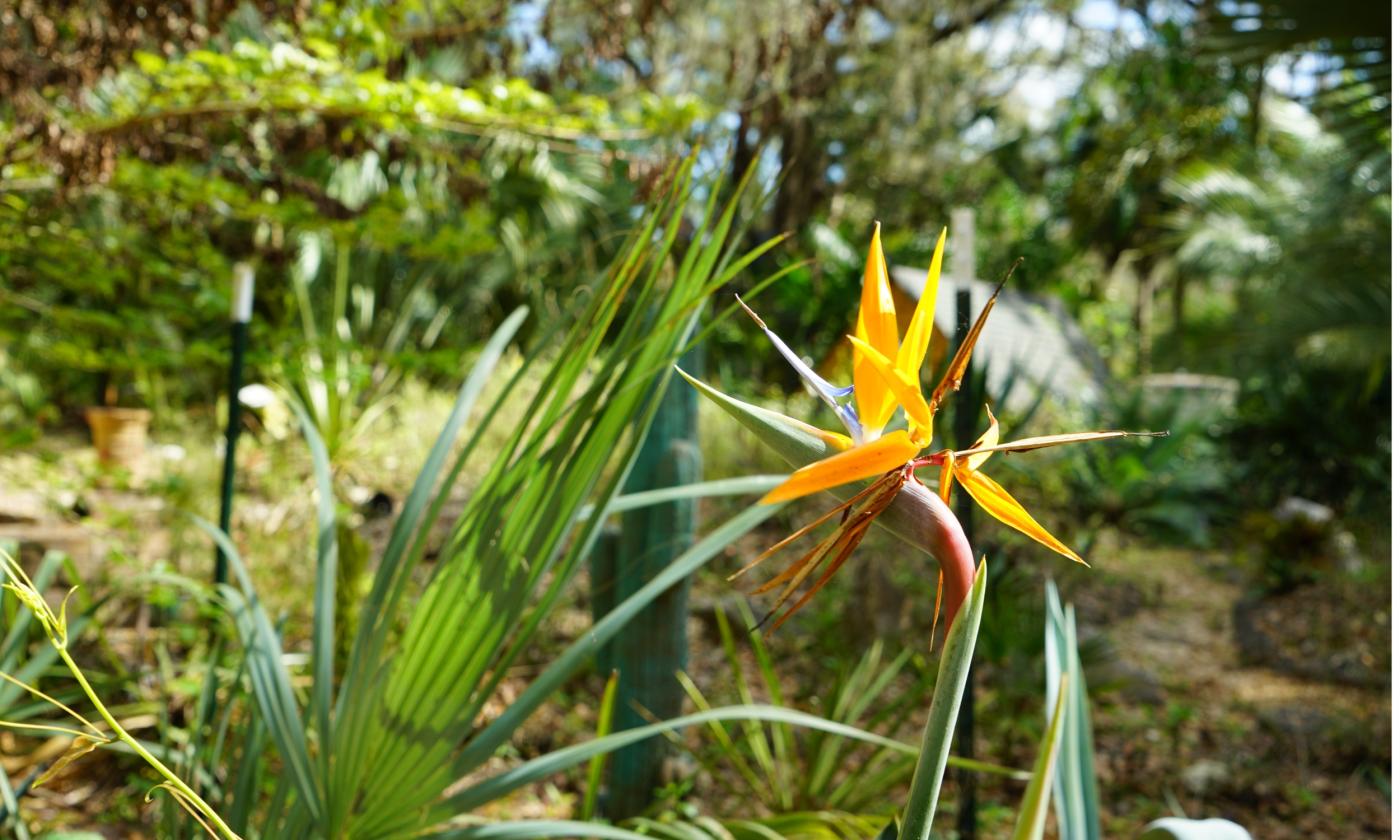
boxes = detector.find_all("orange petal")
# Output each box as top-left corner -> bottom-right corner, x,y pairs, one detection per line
935,449 -> 956,503
854,224 -> 900,431
896,227 -> 946,380
761,430 -> 920,504
812,427 -> 855,452
848,335 -> 932,446
954,467 -> 1086,565
965,405 -> 999,471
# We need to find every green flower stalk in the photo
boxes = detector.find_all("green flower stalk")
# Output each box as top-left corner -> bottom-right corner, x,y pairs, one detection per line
0,552 -> 241,840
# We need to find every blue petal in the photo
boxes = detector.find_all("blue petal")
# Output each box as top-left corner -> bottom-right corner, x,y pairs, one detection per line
835,403 -> 863,439
760,324 -> 864,440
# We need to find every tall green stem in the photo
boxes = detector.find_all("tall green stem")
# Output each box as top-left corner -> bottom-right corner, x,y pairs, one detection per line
899,562 -> 986,840
57,648 -> 241,840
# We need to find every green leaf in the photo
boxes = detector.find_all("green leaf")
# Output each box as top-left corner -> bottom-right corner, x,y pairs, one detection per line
451,704 -> 927,812
678,368 -> 836,467
580,670 -> 618,821
284,392 -> 337,794
1012,674 -> 1069,840
1045,581 -> 1102,840
340,305 -> 528,694
326,305 -> 527,830
898,561 -> 987,840
430,821 -> 657,840
195,519 -> 323,824
595,475 -> 787,517
131,51 -> 165,74
450,503 -> 777,780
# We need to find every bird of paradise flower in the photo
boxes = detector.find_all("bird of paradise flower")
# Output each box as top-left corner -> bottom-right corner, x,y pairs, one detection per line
687,224 -> 1164,635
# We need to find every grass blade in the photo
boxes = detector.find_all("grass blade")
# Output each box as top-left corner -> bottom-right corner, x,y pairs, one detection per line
676,668 -> 769,804
580,670 -> 619,821
714,601 -> 784,808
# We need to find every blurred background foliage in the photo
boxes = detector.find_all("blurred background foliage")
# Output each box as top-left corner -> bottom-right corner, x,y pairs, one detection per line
0,0 -> 1388,558
0,0 -> 1389,835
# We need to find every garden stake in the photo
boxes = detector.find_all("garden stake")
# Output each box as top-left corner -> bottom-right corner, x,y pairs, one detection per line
953,287 -> 978,840
215,263 -> 254,585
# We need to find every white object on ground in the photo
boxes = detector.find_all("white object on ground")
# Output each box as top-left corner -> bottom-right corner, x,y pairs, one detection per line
1141,817 -> 1251,840
238,383 -> 279,409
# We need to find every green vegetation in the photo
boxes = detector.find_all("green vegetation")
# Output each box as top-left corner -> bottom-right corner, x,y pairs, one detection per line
0,1 -> 1388,838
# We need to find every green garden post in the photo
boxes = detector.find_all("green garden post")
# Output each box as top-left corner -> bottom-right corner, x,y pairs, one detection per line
593,344 -> 702,817
953,288 -> 978,839
214,262 -> 254,585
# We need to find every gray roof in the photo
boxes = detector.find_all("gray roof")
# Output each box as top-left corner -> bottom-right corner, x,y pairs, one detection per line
890,266 -> 1111,412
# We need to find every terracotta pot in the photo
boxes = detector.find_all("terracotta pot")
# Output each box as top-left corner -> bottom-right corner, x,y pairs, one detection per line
84,406 -> 152,470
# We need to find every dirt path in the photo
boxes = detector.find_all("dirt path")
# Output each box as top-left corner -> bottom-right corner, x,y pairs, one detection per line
1079,542 -> 1390,839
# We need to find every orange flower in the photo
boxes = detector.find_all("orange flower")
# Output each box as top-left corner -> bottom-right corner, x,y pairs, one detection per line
693,223 -> 1163,632
758,224 -> 944,504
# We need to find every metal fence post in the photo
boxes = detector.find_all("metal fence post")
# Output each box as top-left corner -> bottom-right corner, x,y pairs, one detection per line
215,262 -> 254,584
594,343 -> 702,817
954,288 -> 979,840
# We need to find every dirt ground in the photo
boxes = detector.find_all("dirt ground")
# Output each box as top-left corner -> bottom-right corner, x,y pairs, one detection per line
1067,537 -> 1391,839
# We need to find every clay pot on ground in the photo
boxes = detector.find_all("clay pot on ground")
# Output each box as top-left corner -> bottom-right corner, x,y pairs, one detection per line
84,406 -> 152,471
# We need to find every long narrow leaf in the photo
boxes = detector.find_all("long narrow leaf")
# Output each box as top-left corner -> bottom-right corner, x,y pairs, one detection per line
1046,581 -> 1101,840
675,669 -> 770,803
898,561 -> 988,840
589,475 -> 787,517
451,503 -> 776,778
714,602 -> 785,808
580,670 -> 618,822
284,392 -> 337,791
1012,675 -> 1069,840
193,518 -> 323,823
327,306 -> 527,830
339,304 -> 528,706
452,705 -> 923,812
431,820 -> 658,840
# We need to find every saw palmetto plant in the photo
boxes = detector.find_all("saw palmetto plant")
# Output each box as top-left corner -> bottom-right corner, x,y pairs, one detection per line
1199,0 -> 1389,187
182,157 -> 809,838
0,156 -> 873,839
